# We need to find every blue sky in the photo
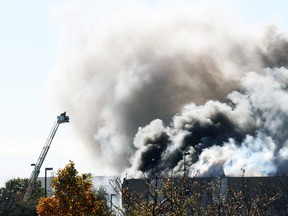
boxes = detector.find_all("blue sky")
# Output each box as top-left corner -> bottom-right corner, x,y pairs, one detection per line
0,0 -> 288,184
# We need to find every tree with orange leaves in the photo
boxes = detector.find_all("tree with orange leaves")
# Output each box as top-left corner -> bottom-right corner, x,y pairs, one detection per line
37,161 -> 109,216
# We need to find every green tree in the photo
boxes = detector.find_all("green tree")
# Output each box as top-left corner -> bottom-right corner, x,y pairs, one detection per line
37,161 -> 109,216
93,185 -> 108,202
0,178 -> 43,216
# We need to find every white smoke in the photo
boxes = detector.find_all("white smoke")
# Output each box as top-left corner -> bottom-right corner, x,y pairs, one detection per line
50,1 -> 288,176
125,68 -> 288,177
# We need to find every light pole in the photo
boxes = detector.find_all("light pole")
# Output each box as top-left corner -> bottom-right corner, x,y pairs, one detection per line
45,167 -> 53,198
183,152 -> 190,177
110,194 -> 116,210
151,158 -> 157,178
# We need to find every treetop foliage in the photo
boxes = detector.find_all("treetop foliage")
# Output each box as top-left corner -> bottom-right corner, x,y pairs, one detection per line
37,161 -> 109,216
0,178 -> 43,216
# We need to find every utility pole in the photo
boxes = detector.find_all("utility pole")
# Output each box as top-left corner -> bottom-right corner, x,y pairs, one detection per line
45,167 -> 53,198
183,151 -> 190,177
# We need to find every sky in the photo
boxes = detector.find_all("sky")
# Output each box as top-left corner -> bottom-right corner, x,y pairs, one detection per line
1,0 -> 288,184
0,0 -> 92,184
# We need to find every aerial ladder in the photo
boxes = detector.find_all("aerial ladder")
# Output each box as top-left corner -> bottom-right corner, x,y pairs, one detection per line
24,112 -> 69,200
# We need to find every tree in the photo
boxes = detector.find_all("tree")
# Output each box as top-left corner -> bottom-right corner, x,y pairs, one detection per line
37,161 -> 109,216
111,176 -> 285,216
113,177 -> 204,216
93,185 -> 111,214
0,178 -> 43,216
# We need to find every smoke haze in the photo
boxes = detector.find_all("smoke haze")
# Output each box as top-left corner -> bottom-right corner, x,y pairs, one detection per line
51,1 -> 288,177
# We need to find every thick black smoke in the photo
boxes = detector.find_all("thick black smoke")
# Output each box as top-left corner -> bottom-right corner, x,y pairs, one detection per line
51,2 -> 288,176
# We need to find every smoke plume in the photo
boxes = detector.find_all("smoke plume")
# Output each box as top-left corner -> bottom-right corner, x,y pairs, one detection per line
51,1 -> 288,177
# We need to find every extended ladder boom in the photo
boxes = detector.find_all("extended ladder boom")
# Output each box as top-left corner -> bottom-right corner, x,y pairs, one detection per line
25,112 -> 69,200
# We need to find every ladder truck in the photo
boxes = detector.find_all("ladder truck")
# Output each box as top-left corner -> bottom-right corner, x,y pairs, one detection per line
24,112 -> 69,200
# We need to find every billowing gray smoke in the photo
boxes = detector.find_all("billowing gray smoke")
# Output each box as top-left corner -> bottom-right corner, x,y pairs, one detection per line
128,68 -> 288,177
52,2 -> 288,177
